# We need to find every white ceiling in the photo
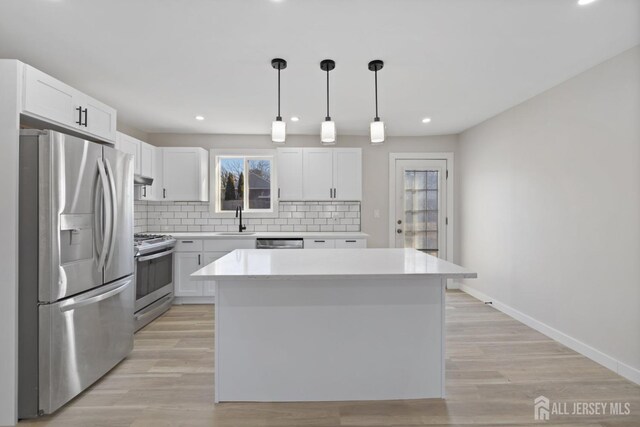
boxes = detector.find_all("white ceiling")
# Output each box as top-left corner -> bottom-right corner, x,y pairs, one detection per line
1,0 -> 639,136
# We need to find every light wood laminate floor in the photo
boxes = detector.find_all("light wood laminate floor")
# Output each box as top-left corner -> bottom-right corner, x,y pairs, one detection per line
20,290 -> 640,426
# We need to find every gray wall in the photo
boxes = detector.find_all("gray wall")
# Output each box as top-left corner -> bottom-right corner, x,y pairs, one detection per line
148,133 -> 459,250
457,46 -> 640,381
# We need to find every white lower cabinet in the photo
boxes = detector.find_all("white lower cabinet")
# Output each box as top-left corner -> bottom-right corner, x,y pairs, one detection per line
174,252 -> 204,297
202,252 -> 228,297
303,238 -> 336,249
304,238 -> 367,249
173,237 -> 367,302
334,238 -> 367,248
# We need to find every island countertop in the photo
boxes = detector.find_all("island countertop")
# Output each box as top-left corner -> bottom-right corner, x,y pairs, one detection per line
191,248 -> 477,280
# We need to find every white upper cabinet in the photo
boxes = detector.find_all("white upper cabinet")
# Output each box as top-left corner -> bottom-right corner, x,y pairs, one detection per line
161,147 -> 209,201
22,64 -> 117,142
301,147 -> 362,201
303,148 -> 334,201
139,142 -> 154,178
115,132 -> 141,175
151,146 -> 164,201
333,148 -> 362,201
277,148 -> 303,200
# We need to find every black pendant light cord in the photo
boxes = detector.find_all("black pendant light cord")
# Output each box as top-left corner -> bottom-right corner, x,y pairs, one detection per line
326,68 -> 330,120
374,69 -> 379,120
277,67 -> 281,120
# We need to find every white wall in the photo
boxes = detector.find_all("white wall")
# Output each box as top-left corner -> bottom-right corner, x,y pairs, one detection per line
148,133 -> 458,250
0,60 -> 20,426
458,46 -> 640,382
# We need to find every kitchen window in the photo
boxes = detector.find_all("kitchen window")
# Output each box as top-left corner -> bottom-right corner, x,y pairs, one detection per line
212,151 -> 277,215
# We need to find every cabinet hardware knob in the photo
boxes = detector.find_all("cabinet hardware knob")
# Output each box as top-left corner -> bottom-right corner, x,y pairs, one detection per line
397,229 -> 403,234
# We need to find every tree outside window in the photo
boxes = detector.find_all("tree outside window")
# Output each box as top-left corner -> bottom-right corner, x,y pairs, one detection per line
218,156 -> 272,212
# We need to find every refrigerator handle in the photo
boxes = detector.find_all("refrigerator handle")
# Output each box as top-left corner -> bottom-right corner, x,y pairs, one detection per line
104,158 -> 118,270
96,159 -> 112,270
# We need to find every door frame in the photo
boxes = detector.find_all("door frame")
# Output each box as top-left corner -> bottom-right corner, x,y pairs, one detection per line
388,153 -> 454,262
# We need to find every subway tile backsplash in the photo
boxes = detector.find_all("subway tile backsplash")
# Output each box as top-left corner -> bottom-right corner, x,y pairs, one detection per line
134,201 -> 361,233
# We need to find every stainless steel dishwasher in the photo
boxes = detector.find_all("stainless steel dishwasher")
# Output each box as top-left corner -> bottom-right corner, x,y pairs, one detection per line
256,238 -> 304,249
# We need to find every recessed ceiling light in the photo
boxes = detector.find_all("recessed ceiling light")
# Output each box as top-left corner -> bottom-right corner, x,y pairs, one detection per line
421,117 -> 432,123
577,0 -> 597,5
195,115 -> 205,121
291,116 -> 300,122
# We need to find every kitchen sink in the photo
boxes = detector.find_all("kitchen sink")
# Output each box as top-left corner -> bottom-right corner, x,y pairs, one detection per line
216,232 -> 256,236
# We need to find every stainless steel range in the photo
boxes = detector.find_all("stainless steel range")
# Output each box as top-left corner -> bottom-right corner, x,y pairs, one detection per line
134,233 -> 176,331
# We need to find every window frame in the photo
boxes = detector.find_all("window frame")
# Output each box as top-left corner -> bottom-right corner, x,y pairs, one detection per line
209,149 -> 279,218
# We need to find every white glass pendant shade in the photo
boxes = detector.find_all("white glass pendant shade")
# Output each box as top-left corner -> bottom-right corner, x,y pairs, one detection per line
271,119 -> 286,144
370,120 -> 385,145
321,120 -> 336,145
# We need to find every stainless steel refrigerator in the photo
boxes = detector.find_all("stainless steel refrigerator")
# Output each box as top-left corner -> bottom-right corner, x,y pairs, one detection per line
18,129 -> 135,418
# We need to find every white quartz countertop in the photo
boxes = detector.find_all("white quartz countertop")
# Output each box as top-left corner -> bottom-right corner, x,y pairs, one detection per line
191,248 -> 477,280
149,231 -> 369,240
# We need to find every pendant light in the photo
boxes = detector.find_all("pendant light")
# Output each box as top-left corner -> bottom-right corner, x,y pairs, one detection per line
271,58 -> 287,144
368,60 -> 385,145
320,59 -> 336,145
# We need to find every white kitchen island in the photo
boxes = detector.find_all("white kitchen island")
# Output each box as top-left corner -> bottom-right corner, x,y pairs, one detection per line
192,248 -> 476,403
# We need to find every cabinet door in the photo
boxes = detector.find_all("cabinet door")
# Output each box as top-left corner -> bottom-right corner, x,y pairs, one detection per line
139,142 -> 154,178
333,148 -> 362,201
303,238 -> 336,249
23,65 -> 78,129
115,132 -> 140,175
334,238 -> 367,248
303,148 -> 334,201
174,252 -> 204,297
277,148 -> 303,200
202,252 -> 229,297
162,148 -> 208,201
151,147 -> 164,200
82,95 -> 117,143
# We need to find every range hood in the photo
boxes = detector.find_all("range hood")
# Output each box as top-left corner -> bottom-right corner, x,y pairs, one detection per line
134,175 -> 154,186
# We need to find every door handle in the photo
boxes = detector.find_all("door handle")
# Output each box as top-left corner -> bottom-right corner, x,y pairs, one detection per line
104,158 -> 118,270
143,186 -> 147,198
333,188 -> 337,198
278,188 -> 281,198
96,159 -> 111,270
82,108 -> 88,127
330,188 -> 332,198
198,254 -> 201,265
75,106 -> 82,125
60,279 -> 131,312
163,188 -> 166,198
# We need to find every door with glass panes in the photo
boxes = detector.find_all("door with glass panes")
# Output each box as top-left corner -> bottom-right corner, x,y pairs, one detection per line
394,159 -> 447,258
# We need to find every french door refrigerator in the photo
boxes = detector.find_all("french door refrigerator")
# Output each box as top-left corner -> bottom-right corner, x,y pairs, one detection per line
18,130 -> 135,418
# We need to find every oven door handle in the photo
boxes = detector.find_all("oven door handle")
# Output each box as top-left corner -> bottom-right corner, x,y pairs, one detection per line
136,248 -> 175,262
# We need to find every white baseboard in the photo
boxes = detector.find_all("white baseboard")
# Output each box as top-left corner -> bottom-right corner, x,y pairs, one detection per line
173,296 -> 215,305
459,284 -> 640,386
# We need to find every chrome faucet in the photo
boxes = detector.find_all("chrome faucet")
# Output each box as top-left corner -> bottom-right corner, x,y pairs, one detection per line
235,205 -> 246,233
